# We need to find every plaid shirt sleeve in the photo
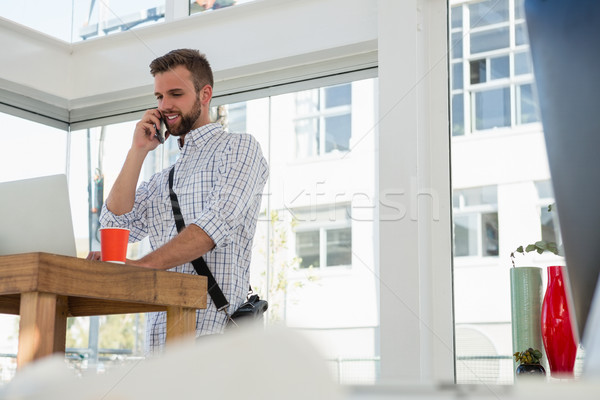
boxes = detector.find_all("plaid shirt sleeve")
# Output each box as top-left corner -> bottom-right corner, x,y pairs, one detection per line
192,134 -> 268,248
99,175 -> 166,243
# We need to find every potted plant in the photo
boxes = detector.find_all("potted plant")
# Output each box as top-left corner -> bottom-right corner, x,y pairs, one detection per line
509,204 -> 577,377
514,348 -> 546,377
509,204 -> 560,378
510,240 -> 560,267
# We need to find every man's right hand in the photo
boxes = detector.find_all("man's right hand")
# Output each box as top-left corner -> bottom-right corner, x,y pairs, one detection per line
105,109 -> 165,216
132,109 -> 167,153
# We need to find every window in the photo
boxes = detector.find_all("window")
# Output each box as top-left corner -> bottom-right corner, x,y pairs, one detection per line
449,0 -> 582,385
294,84 -> 352,158
453,186 -> 499,258
293,204 -> 352,269
450,0 -> 539,137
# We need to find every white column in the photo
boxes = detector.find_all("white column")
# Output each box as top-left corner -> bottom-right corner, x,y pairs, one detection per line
378,0 -> 454,383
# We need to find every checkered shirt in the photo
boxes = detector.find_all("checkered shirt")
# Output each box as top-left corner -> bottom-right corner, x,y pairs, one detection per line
100,123 -> 269,354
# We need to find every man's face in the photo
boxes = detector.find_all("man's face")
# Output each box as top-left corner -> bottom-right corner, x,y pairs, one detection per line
154,65 -> 203,137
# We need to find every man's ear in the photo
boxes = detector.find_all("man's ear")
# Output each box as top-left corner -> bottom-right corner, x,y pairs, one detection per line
200,84 -> 213,105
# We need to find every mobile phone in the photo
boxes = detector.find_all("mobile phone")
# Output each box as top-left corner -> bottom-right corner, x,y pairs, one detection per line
154,117 -> 167,144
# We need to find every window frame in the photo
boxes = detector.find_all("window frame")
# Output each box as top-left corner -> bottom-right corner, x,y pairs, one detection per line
450,0 -> 540,137
452,186 -> 499,259
293,83 -> 353,160
293,203 -> 353,271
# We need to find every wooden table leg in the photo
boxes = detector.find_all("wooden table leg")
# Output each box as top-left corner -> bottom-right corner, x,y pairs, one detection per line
166,306 -> 197,343
17,292 -> 68,369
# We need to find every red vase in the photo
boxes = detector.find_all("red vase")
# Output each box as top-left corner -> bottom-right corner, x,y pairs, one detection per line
541,265 -> 578,377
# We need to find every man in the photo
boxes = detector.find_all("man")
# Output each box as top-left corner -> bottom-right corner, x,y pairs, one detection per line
89,49 -> 269,353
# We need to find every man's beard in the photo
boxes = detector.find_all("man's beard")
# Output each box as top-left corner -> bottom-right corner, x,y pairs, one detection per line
167,96 -> 202,137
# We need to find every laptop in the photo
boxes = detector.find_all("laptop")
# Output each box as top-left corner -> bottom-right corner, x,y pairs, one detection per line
0,174 -> 77,257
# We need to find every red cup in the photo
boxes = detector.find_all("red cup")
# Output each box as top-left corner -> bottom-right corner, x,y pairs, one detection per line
100,228 -> 130,263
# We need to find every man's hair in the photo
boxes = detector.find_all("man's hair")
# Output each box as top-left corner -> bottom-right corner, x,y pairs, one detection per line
149,49 -> 214,93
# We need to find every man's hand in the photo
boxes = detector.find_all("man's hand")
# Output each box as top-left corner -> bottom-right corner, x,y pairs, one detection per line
105,109 -> 168,217
133,109 -> 169,153
86,251 -> 102,261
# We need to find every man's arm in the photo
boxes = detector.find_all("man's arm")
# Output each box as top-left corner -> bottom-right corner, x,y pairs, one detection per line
106,109 -> 163,215
127,224 -> 215,270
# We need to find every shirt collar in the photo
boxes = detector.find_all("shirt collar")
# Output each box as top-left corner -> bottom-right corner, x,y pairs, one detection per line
180,122 -> 222,153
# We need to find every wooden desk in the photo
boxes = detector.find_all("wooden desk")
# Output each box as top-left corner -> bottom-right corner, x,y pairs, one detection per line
0,252 -> 207,368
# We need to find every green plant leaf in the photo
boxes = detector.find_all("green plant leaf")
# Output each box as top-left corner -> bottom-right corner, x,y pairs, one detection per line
525,244 -> 537,253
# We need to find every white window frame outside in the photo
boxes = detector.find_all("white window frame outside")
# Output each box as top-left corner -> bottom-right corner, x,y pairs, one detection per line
293,84 -> 352,160
450,0 -> 539,137
294,206 -> 352,271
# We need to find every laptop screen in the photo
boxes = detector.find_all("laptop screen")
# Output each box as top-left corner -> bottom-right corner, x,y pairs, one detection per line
0,174 -> 77,257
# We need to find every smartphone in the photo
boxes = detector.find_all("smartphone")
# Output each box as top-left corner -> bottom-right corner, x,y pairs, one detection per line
154,117 -> 167,144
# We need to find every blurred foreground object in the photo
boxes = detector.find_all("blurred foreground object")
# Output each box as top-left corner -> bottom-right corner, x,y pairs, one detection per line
0,326 -> 342,400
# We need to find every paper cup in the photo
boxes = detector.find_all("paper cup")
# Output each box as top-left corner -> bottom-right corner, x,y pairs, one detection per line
100,227 -> 130,263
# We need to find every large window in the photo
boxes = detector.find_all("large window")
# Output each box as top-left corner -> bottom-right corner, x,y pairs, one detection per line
450,0 -> 579,385
0,77 -> 378,385
0,112 -> 69,380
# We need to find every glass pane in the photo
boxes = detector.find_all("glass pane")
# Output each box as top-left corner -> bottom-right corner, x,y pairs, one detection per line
452,93 -> 465,136
0,112 -> 67,373
490,55 -> 510,80
450,0 -> 570,385
74,1 -> 166,42
324,114 -> 351,153
327,228 -> 352,267
514,51 -> 533,75
452,62 -> 464,90
535,180 -> 554,199
296,89 -> 320,115
481,212 -> 499,256
541,206 -> 558,244
451,5 -> 463,29
297,231 -> 320,268
295,118 -> 320,158
515,22 -> 528,46
268,79 -> 378,382
473,87 -> 511,130
470,59 -> 487,84
213,102 -> 247,133
470,27 -> 510,54
457,186 -> 497,207
454,214 -> 478,257
325,84 -> 351,108
0,0 -> 73,42
469,0 -> 509,28
515,0 -> 525,19
0,112 -> 67,183
451,31 -> 464,59
518,83 -> 540,125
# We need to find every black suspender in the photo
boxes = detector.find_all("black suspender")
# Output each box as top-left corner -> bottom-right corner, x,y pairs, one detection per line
168,167 -> 230,312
